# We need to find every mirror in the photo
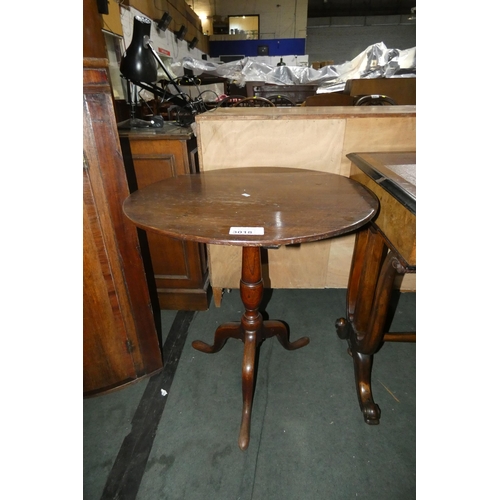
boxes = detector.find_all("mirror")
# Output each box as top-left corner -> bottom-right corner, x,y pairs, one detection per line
228,15 -> 259,39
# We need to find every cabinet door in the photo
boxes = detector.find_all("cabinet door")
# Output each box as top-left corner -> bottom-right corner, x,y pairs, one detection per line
126,137 -> 209,310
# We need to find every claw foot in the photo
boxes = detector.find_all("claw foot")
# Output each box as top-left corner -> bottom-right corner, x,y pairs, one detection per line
362,402 -> 381,425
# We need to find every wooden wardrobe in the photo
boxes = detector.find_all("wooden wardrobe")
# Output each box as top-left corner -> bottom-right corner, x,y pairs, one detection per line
83,0 -> 163,396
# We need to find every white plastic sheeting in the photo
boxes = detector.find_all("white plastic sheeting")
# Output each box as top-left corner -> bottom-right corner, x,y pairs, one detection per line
177,42 -> 416,93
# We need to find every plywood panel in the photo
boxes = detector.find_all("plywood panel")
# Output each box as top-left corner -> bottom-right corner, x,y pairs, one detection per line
325,233 -> 356,286
198,119 -> 346,173
207,245 -> 241,289
267,239 -> 331,288
340,116 -> 416,175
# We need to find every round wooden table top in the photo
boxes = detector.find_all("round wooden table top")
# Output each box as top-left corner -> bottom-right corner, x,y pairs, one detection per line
122,167 -> 379,247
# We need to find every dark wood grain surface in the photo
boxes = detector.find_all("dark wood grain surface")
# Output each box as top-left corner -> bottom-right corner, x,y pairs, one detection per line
122,167 -> 379,247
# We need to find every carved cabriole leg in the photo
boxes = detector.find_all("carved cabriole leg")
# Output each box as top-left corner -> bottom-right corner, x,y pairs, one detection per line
352,350 -> 380,424
336,224 -> 405,424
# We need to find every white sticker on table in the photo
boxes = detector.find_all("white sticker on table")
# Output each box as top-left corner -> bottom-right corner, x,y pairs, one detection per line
229,227 -> 264,235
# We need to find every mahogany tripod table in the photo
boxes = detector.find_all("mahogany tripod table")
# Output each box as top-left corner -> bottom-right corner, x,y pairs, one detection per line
123,166 -> 378,450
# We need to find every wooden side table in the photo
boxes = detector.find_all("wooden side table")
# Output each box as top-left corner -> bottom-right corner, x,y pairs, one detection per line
336,152 -> 416,424
123,167 -> 378,449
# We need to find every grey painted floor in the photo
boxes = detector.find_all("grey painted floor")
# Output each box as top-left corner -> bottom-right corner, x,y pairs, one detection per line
84,288 -> 416,499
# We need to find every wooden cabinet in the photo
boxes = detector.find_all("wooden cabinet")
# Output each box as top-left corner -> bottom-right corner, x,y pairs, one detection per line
83,0 -> 163,396
119,127 -> 210,311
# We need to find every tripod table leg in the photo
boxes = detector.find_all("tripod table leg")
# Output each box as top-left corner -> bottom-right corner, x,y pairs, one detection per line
237,246 -> 264,450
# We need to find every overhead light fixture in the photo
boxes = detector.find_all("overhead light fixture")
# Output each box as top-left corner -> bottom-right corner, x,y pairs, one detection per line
188,37 -> 199,49
156,12 -> 172,32
175,25 -> 188,41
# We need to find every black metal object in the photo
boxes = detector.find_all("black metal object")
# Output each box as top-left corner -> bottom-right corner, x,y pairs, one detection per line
156,12 -> 172,32
175,25 -> 188,41
96,0 -> 108,15
119,16 -> 204,127
119,16 -> 157,84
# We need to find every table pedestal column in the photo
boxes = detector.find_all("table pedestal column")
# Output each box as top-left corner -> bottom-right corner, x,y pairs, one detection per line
192,246 -> 309,450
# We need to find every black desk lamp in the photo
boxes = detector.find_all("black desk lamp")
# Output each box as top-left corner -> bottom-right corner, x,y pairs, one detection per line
118,15 -> 204,128
118,16 -> 158,129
